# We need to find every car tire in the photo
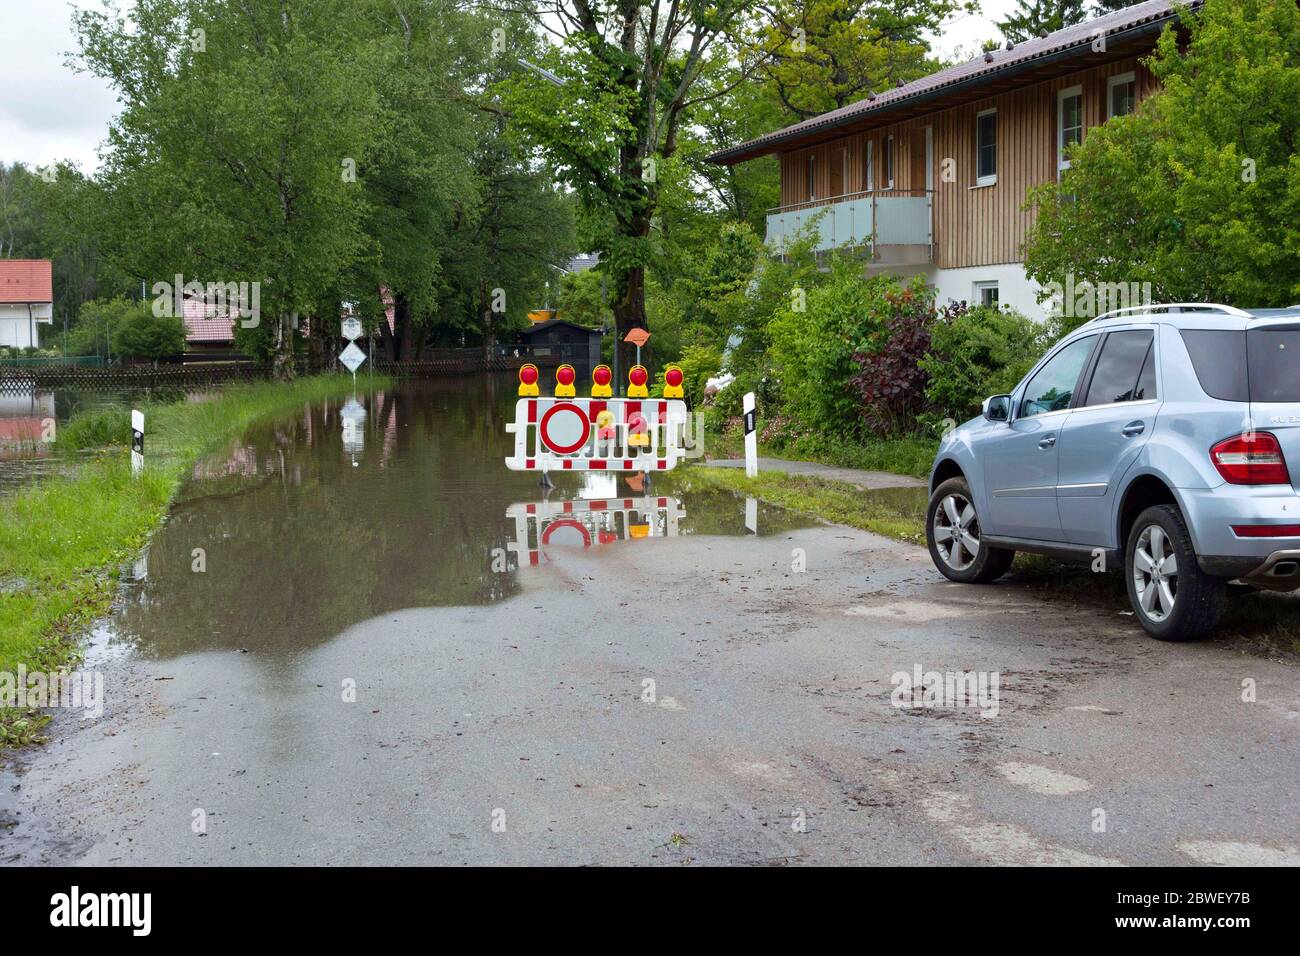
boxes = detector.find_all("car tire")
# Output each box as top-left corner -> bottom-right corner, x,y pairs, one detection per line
926,476 -> 1015,584
1125,504 -> 1224,641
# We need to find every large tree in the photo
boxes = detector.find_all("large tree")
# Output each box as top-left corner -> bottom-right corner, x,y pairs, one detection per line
1023,0 -> 1300,316
996,0 -> 1088,44
496,0 -> 758,374
74,0 -> 382,379
759,0 -> 974,119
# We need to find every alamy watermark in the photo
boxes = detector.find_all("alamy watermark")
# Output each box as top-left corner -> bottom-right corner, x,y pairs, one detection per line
1041,272 -> 1153,321
151,274 -> 260,328
1,667 -> 104,719
891,664 -> 1000,718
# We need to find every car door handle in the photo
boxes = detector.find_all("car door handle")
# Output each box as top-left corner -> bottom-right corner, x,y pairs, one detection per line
1038,435 -> 1057,449
1121,421 -> 1146,437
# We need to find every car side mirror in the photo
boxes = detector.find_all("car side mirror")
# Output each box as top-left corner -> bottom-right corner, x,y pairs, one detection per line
983,394 -> 1011,423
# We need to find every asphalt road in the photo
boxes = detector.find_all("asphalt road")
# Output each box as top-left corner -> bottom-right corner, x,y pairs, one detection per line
4,523 -> 1298,866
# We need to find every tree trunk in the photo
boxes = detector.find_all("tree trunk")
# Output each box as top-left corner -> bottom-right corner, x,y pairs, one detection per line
395,294 -> 415,363
612,262 -> 650,381
480,279 -> 494,363
272,311 -> 296,382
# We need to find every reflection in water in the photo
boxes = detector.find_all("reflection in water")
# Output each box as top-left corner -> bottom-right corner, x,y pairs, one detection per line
504,495 -> 685,567
107,376 -> 816,663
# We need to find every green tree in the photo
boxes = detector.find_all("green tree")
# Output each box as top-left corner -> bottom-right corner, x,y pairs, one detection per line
495,0 -> 755,374
996,0 -> 1088,43
116,309 -> 187,362
75,0 -> 382,380
759,0 -> 974,119
1023,0 -> 1300,313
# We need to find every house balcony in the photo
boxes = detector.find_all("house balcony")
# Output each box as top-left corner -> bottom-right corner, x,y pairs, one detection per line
766,189 -> 934,267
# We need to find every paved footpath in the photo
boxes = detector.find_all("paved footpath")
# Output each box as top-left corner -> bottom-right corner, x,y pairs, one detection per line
704,455 -> 925,490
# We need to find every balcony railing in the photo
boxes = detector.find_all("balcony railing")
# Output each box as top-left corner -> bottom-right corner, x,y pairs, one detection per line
766,189 -> 933,262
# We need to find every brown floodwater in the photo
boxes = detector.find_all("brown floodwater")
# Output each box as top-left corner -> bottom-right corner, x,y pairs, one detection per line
104,376 -> 815,662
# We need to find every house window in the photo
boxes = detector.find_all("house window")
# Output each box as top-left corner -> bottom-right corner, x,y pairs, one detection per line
973,281 -> 999,308
882,135 -> 894,189
865,140 -> 874,191
1057,85 -> 1083,178
975,109 -> 997,185
1108,72 -> 1136,119
806,155 -> 816,200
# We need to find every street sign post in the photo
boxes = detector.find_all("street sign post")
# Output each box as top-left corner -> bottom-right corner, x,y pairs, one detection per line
743,391 -> 757,478
131,409 -> 144,478
339,341 -> 367,388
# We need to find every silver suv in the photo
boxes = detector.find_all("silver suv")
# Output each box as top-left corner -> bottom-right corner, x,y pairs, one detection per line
926,303 -> 1300,640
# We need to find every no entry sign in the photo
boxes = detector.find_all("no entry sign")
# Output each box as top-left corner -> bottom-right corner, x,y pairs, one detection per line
538,402 -> 590,455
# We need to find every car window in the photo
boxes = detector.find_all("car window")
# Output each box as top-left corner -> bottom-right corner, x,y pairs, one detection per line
1019,335 -> 1095,419
1180,329 -> 1248,402
1133,342 -> 1157,401
1246,328 -> 1300,403
1083,329 -> 1154,406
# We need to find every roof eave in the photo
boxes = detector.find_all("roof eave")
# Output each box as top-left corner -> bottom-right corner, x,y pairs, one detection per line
707,15 -> 1180,166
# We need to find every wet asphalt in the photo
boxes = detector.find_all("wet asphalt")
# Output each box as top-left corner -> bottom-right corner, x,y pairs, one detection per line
5,520 -> 1298,866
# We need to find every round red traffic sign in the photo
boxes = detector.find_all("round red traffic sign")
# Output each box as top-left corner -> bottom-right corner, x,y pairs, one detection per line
538,402 -> 590,455
541,518 -> 591,549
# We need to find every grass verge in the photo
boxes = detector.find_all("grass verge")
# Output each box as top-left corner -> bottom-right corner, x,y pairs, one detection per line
1,374 -> 389,746
673,464 -> 928,545
706,423 -> 938,480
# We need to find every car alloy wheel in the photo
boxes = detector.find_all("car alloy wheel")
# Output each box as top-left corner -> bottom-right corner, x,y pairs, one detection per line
1132,523 -> 1178,623
932,492 -> 981,572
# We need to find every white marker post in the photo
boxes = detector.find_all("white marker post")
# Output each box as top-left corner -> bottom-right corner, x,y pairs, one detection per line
131,409 -> 145,478
743,391 -> 758,478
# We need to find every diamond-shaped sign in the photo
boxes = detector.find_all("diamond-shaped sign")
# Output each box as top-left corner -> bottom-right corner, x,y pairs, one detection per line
339,342 -> 367,373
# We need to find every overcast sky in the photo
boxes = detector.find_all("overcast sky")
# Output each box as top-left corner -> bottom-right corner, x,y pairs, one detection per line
0,0 -> 1019,174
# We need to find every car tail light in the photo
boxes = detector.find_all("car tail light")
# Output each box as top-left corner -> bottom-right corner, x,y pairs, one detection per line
1210,432 -> 1291,485
1231,524 -> 1300,537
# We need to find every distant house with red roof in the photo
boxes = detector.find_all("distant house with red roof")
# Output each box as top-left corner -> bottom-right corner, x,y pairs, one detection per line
182,295 -> 238,355
0,259 -> 54,349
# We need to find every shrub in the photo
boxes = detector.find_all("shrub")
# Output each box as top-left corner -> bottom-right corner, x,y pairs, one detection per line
767,261 -> 906,433
920,305 -> 1046,423
116,310 -> 186,362
848,286 -> 936,436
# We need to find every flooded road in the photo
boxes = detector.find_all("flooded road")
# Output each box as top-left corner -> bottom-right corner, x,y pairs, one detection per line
4,378 -> 1298,866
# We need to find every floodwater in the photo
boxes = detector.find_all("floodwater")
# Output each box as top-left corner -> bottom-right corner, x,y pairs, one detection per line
103,376 -> 815,662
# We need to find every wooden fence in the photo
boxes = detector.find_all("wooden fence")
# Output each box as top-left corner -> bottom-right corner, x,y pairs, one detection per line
0,350 -> 560,393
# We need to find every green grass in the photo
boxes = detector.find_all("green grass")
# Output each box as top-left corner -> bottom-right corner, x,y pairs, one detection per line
706,422 -> 938,480
672,465 -> 929,544
1,374 -> 389,746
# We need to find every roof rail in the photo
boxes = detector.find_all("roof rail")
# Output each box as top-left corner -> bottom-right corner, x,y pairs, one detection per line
1089,302 -> 1252,323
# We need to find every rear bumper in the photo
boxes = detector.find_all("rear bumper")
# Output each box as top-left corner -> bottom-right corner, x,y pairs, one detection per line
1199,550 -> 1300,589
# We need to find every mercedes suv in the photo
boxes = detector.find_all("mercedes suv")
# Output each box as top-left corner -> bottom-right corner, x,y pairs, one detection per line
926,303 -> 1300,640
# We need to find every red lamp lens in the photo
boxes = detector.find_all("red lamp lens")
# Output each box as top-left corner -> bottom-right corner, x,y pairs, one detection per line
630,366 -> 647,386
558,366 -> 575,385
520,366 -> 538,385
665,367 -> 683,387
593,366 -> 611,385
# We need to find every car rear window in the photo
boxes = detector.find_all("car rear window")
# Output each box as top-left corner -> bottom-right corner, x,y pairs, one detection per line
1180,329 -> 1248,402
1247,327 -> 1300,403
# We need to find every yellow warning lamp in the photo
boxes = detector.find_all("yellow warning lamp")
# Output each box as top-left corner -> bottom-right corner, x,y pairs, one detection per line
591,364 -> 613,398
518,363 -> 540,397
555,364 -> 577,398
628,364 -> 649,399
663,364 -> 685,399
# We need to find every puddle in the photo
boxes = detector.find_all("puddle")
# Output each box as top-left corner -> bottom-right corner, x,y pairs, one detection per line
102,378 -> 814,662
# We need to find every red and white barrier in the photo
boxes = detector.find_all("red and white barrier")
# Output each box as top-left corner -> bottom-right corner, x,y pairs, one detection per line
504,397 -> 690,474
505,495 -> 684,566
